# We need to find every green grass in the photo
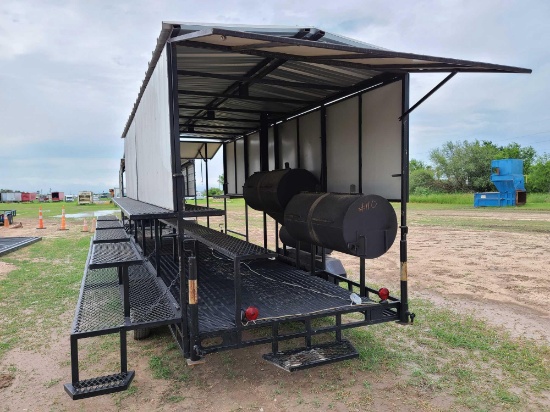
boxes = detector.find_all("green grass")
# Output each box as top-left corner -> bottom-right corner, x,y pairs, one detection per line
0,200 -> 119,218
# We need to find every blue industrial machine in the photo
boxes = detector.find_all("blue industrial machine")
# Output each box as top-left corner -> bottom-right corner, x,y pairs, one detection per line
474,159 -> 526,207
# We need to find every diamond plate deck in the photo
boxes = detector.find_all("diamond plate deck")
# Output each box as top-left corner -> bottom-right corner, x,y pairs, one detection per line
97,215 -> 120,221
64,371 -> 135,400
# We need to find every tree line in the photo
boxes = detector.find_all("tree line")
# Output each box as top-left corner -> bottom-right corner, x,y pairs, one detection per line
410,140 -> 550,194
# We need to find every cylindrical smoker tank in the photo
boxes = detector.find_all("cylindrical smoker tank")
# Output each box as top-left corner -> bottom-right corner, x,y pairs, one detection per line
284,193 -> 397,258
243,169 -> 319,224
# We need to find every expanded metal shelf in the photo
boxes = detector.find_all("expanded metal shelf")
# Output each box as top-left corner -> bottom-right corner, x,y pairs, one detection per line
71,264 -> 180,336
93,228 -> 129,244
96,220 -> 124,230
97,215 -> 120,221
89,241 -> 142,269
181,220 -> 275,260
113,197 -> 224,219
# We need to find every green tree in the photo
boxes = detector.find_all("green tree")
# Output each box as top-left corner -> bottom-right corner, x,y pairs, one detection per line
409,159 -> 431,173
207,187 -> 223,196
496,142 -> 536,174
527,155 -> 550,193
429,140 -> 500,192
217,174 -> 224,189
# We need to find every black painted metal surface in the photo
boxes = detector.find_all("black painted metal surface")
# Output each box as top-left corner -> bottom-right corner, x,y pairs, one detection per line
285,193 -> 398,258
263,340 -> 358,372
64,371 -> 135,400
93,228 -> 129,244
0,237 -> 41,256
113,197 -> 225,219
96,220 -> 124,230
88,242 -> 143,269
97,215 -> 120,221
243,169 -> 318,224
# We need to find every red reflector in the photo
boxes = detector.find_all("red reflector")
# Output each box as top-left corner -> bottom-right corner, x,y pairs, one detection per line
378,288 -> 390,301
244,306 -> 259,321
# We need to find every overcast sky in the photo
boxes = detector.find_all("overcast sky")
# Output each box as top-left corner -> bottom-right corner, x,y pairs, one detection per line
1,0 -> 548,194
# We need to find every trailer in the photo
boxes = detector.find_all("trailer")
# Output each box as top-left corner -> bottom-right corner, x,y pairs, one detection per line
77,191 -> 93,205
52,191 -> 64,202
21,192 -> 37,202
65,22 -> 530,399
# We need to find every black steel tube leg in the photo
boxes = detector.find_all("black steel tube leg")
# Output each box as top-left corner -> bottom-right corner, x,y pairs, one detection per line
336,314 -> 342,342
399,73 -> 410,323
305,319 -> 312,347
295,241 -> 301,269
154,219 -> 161,277
359,257 -> 366,297
245,204 -> 249,242
234,258 -> 242,340
188,256 -> 200,361
141,221 -> 147,256
70,335 -> 79,383
133,220 -> 138,242
224,197 -> 228,234
120,329 -> 128,373
263,212 -> 268,250
275,222 -> 279,254
178,220 -> 190,357
272,323 -> 279,353
310,244 -> 316,275
122,266 -> 130,318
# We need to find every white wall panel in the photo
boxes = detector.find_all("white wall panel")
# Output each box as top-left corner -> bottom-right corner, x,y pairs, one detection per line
362,81 -> 402,200
248,132 -> 261,175
133,47 -> 174,209
225,142 -> 236,194
279,119 -> 298,169
299,110 -> 322,180
327,98 -> 359,193
235,138 -> 245,194
124,120 -> 138,198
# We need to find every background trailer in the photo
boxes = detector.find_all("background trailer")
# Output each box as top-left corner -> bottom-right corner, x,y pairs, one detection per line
65,23 -> 530,399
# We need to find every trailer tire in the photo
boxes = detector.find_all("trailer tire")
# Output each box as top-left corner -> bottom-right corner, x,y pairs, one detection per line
133,328 -> 151,340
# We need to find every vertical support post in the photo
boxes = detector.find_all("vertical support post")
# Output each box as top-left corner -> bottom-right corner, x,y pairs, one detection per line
310,243 -> 316,275
120,329 -> 128,373
188,255 -> 200,361
133,220 -> 138,243
259,113 -> 269,172
263,212 -> 268,250
335,314 -> 342,342
141,220 -> 147,256
358,94 -> 363,194
320,105 -> 327,192
154,219 -> 161,277
167,39 -> 191,354
275,221 -> 279,254
305,319 -> 312,347
399,74 -> 410,323
234,258 -> 242,343
70,335 -> 79,383
205,143 -> 210,228
296,117 -> 301,168
245,204 -> 249,242
359,257 -> 366,297
295,241 -> 301,269
271,322 -> 279,353
223,143 -> 228,234
122,266 -> 130,318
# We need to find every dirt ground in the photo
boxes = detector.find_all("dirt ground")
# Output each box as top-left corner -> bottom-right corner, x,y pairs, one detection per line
0,209 -> 549,411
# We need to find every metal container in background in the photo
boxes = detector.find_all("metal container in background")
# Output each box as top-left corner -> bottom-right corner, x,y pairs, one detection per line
284,193 -> 398,259
243,168 -> 319,224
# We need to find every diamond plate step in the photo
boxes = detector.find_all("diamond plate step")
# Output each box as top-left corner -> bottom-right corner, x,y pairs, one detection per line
263,340 -> 358,372
64,371 -> 135,400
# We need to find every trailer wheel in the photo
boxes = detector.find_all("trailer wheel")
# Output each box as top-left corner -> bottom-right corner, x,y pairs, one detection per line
133,328 -> 151,340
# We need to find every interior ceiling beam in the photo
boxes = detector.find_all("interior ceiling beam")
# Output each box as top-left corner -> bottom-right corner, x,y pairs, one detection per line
180,131 -> 241,136
180,28 -> 313,128
178,89 -> 312,104
179,116 -> 260,123
177,69 -> 345,91
182,124 -> 255,130
178,104 -> 285,115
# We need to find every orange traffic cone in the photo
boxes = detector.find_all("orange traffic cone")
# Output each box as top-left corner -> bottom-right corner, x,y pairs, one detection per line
91,217 -> 96,233
37,206 -> 45,229
82,218 -> 89,232
4,213 -> 9,228
59,206 -> 68,230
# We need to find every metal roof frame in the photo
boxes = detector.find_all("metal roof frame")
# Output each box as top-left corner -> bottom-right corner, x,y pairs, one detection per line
121,22 -> 531,142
